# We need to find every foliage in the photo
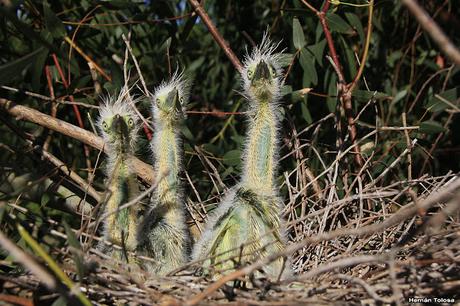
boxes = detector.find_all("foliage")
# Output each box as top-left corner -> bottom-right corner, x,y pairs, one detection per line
0,0 -> 459,304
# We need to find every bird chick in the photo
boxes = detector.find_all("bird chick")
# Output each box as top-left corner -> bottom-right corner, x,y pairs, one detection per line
97,86 -> 141,263
137,72 -> 191,275
192,35 -> 289,280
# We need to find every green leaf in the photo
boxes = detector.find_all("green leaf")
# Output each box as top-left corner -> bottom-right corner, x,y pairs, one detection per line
339,35 -> 357,79
419,120 -> 446,134
306,39 -> 327,66
180,124 -> 194,141
0,7 -> 58,53
51,297 -> 67,306
425,87 -> 460,113
40,193 -> 51,207
0,47 -> 46,84
280,85 -> 293,96
326,73 -> 338,113
223,149 -> 241,166
326,13 -> 353,34
393,89 -> 407,104
187,56 -> 205,72
63,221 -> 86,280
277,53 -> 294,68
301,100 -> 313,124
31,47 -> 49,91
352,90 -> 390,101
344,12 -> 364,43
299,49 -> 318,87
43,4 -> 66,38
293,18 -> 306,50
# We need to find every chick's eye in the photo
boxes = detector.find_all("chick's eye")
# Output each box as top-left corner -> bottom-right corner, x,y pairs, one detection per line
270,67 -> 276,77
179,96 -> 184,104
102,121 -> 108,130
128,118 -> 134,127
247,69 -> 253,79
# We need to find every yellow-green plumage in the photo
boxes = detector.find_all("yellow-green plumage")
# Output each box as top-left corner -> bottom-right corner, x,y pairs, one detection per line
97,87 -> 141,263
193,36 -> 289,279
137,72 -> 191,275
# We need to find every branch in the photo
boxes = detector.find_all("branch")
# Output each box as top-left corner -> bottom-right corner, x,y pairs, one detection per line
0,99 -> 154,185
302,0 -> 364,167
349,0 -> 374,93
185,176 -> 460,305
402,0 -> 460,66
187,0 -> 243,72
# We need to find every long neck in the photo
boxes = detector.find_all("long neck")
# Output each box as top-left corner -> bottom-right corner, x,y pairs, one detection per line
242,101 -> 279,192
105,150 -> 139,252
152,121 -> 182,208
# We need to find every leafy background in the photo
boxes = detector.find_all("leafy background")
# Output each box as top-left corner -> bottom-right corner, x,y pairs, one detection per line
0,0 -> 459,303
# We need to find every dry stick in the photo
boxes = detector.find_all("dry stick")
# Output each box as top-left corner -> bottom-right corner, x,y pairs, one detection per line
41,149 -> 101,204
0,229 -> 57,290
64,36 -> 111,82
121,34 -> 148,95
1,85 -> 98,109
187,0 -> 243,72
364,139 -> 418,191
0,112 -> 97,213
301,0 -> 371,168
293,254 -> 385,282
99,171 -> 163,221
401,113 -> 412,181
185,177 -> 460,306
52,54 -> 93,177
402,0 -> 460,66
334,273 -> 391,303
348,0 -> 374,93
0,99 -> 154,184
121,33 -> 153,140
43,65 -> 57,152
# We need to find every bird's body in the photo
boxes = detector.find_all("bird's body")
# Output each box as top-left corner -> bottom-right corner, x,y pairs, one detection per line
137,73 -> 190,275
193,36 -> 289,279
97,88 -> 141,263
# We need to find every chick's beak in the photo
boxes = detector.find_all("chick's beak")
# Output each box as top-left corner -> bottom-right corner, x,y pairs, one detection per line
252,60 -> 271,83
174,91 -> 182,114
164,89 -> 178,111
112,114 -> 129,141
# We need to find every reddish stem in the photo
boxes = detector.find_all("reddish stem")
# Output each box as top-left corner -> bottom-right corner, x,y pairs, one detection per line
187,0 -> 243,72
306,0 -> 363,167
52,53 -> 93,171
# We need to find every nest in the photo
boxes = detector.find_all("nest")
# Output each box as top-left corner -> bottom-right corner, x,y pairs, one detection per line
2,172 -> 459,305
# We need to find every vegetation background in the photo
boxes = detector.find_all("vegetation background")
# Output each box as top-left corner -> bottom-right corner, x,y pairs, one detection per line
0,0 -> 459,304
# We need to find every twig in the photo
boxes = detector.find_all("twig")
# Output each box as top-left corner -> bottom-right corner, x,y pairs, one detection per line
0,229 -> 56,289
348,0 -> 374,93
52,54 -> 93,175
99,172 -> 163,221
364,139 -> 417,190
187,0 -> 243,72
17,225 -> 92,306
121,34 -> 148,95
0,99 -> 154,184
186,176 -> 460,305
402,0 -> 460,66
120,33 -> 153,140
294,254 -> 385,281
334,273 -> 391,303
302,0 -> 365,167
64,36 -> 112,81
401,113 -> 412,181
